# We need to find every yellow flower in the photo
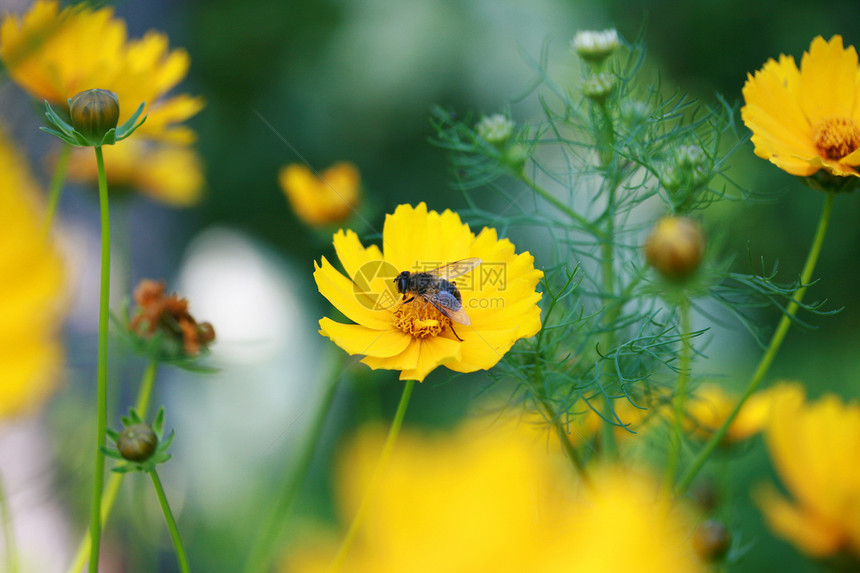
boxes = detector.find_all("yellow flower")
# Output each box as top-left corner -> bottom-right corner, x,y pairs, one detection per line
66,140 -> 204,207
756,383 -> 860,558
742,35 -> 860,178
0,0 -> 204,144
282,416 -> 705,572
0,127 -> 65,418
560,467 -> 706,573
685,383 -> 785,443
314,203 -> 543,381
279,162 -> 360,226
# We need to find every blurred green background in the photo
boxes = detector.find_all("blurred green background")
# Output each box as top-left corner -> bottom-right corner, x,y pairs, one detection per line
5,0 -> 860,571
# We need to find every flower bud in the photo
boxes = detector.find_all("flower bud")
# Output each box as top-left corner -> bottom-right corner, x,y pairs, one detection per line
198,321 -> 216,345
117,422 -> 158,462
69,89 -> 119,144
501,143 -> 528,172
572,29 -> 620,65
644,216 -> 705,281
582,72 -> 616,104
692,519 -> 731,562
476,114 -> 515,146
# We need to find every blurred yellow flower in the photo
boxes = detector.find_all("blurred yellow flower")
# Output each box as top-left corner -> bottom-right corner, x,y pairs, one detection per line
0,127 -> 65,418
314,203 -> 542,381
685,383 -> 784,443
283,417 -> 705,572
279,162 -> 360,226
756,383 -> 860,558
742,35 -> 860,178
66,140 -> 204,207
0,0 -> 204,144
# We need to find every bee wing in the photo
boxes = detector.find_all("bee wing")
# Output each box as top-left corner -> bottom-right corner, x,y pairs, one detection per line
425,257 -> 482,281
424,290 -> 471,326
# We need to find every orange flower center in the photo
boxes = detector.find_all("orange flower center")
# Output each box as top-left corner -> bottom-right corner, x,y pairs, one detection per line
392,300 -> 450,339
814,117 -> 860,161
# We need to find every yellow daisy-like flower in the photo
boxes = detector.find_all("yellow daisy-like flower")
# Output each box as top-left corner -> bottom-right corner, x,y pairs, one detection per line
282,417 -> 705,572
314,203 -> 543,382
0,0 -> 204,144
279,162 -> 360,227
0,127 -> 65,419
742,35 -> 860,178
685,383 -> 786,444
755,383 -> 860,558
66,140 -> 204,207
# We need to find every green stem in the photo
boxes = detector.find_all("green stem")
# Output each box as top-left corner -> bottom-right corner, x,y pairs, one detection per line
67,359 -> 158,573
134,359 -> 158,416
150,470 -> 190,573
517,172 -> 601,235
88,145 -> 111,573
242,354 -> 343,573
0,471 -> 20,573
675,191 -> 834,496
537,394 -> 589,482
529,282 -> 589,482
664,298 -> 692,490
598,183 -> 619,458
42,143 -> 71,238
328,379 -> 415,573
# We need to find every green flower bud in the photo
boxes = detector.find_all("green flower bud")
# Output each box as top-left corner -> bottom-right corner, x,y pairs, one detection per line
501,143 -> 528,173
663,145 -> 711,211
582,72 -> 616,104
69,89 -> 119,144
644,216 -> 705,281
476,114 -> 515,146
117,422 -> 158,462
572,29 -> 620,66
692,519 -> 731,562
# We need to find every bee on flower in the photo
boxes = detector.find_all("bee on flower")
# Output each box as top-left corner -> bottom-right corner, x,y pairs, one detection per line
314,203 -> 542,381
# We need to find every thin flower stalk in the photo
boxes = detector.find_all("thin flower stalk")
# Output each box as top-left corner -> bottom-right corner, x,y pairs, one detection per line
88,145 -> 111,573
664,298 -> 692,490
328,379 -> 415,572
598,184 -> 619,457
530,278 -> 589,481
150,469 -> 190,573
67,359 -> 158,573
675,191 -> 835,496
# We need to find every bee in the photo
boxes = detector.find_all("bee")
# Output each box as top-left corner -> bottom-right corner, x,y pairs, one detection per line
393,258 -> 482,341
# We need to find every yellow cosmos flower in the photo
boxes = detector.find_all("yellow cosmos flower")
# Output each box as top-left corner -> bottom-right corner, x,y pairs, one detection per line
0,0 -> 204,144
279,162 -> 360,226
0,127 -> 65,419
742,35 -> 860,178
685,383 -> 785,443
314,203 -> 543,381
66,140 -> 204,207
756,383 -> 860,558
282,417 -> 705,572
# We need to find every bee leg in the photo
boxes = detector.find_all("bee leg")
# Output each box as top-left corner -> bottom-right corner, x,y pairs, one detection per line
402,296 -> 415,304
449,323 -> 464,342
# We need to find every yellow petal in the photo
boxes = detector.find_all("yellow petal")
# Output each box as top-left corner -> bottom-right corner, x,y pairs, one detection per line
799,36 -> 859,125
332,229 -> 385,287
382,203 -> 471,271
361,339 -> 422,372
313,257 -> 392,330
741,57 -> 818,175
398,336 -> 462,382
445,325 -> 521,372
319,318 -> 411,358
755,485 -> 844,557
